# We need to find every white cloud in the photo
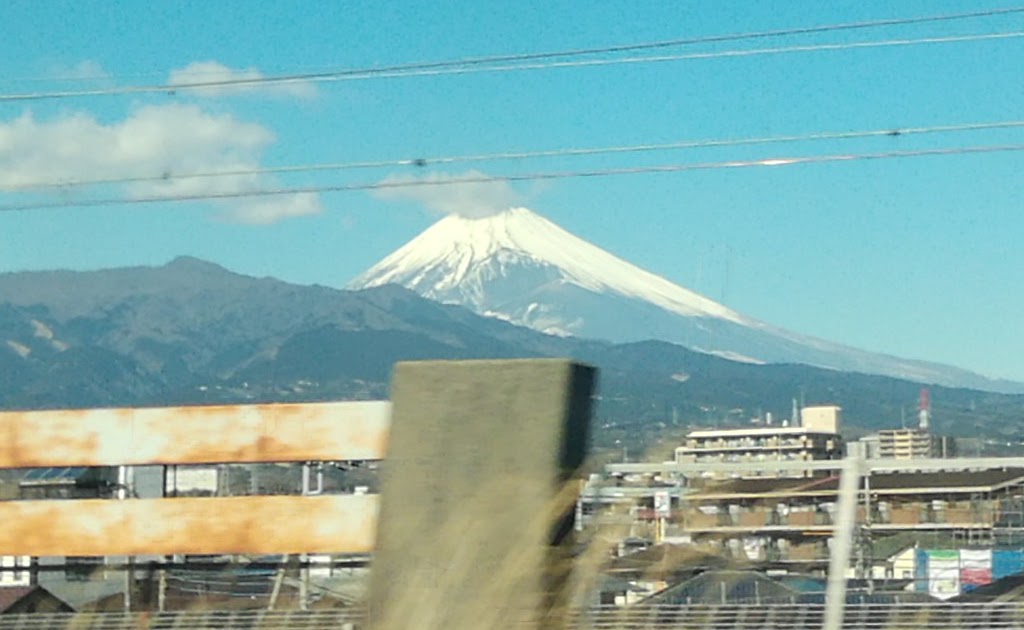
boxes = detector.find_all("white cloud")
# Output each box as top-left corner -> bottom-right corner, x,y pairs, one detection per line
53,60 -> 112,82
168,61 -> 317,99
373,170 -> 522,218
218,193 -> 321,225
0,104 -> 321,224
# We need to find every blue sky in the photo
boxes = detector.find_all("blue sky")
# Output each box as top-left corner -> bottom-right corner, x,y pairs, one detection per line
1,1 -> 1022,381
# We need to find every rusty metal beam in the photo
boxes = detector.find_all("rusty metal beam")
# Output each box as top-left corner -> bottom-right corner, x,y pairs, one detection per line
0,494 -> 378,556
0,401 -> 390,467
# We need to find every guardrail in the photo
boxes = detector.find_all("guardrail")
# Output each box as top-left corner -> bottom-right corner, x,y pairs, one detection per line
0,401 -> 388,557
0,359 -> 596,630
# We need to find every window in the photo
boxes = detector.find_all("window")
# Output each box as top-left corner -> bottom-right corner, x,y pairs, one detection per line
0,556 -> 30,586
65,556 -> 103,582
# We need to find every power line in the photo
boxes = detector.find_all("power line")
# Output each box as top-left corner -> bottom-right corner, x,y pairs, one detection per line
4,6 -> 1022,87
5,119 -> 1024,193
3,143 -> 1022,213
347,31 -> 1024,82
2,8 -> 1023,102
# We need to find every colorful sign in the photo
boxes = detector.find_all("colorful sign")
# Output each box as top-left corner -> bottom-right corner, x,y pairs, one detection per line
927,550 -> 960,600
960,549 -> 993,592
654,491 -> 671,518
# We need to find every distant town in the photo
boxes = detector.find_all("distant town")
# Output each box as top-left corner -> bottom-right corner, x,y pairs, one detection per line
2,384 -> 1023,620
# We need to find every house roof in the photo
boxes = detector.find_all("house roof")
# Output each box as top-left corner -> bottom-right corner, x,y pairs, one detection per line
39,575 -> 127,611
952,575 -> 1024,603
0,587 -> 35,613
642,570 -> 797,605
0,585 -> 71,613
606,544 -> 729,577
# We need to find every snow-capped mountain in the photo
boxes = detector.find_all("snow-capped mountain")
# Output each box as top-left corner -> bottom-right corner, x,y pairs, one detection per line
350,208 -> 1022,392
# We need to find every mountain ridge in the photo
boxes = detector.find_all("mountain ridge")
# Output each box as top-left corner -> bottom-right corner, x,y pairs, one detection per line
350,208 -> 1023,394
2,259 -> 1023,455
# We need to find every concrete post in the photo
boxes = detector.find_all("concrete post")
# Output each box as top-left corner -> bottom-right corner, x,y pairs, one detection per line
367,359 -> 595,630
823,454 -> 863,630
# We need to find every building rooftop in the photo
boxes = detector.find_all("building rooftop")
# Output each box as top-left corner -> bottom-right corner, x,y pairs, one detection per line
0,587 -> 36,613
688,468 -> 1024,499
19,467 -> 115,486
686,426 -> 837,439
0,585 -> 70,614
643,569 -> 797,605
606,544 -> 728,578
952,574 -> 1024,603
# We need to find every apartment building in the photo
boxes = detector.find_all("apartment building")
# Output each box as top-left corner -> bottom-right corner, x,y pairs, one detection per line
674,406 -> 843,477
627,468 -> 1024,575
877,429 -> 933,459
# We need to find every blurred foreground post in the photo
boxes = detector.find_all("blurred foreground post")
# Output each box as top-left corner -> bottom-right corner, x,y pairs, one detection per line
368,359 -> 595,630
823,453 -> 863,630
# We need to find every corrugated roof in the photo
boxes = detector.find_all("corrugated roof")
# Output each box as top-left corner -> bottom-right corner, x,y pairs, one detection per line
690,475 -> 838,498
869,469 -> 1024,491
689,469 -> 1024,499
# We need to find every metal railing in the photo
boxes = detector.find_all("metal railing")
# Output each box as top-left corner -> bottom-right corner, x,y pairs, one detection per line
567,603 -> 1024,629
5,603 -> 1024,629
0,610 -> 363,630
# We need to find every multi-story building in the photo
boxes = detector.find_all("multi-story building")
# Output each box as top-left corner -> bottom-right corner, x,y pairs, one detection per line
868,429 -> 956,460
877,428 -> 933,459
674,406 -> 843,477
861,388 -> 955,461
626,468 -> 1024,579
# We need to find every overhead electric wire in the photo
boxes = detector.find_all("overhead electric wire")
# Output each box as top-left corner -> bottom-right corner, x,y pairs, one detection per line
8,118 -> 1024,192
2,6 -> 1023,102
4,5 -> 1022,88
3,143 -> 1023,213
327,31 -> 1024,82
5,119 -> 1024,193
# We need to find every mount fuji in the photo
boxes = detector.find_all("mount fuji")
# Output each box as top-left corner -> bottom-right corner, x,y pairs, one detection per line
350,207 -> 1021,393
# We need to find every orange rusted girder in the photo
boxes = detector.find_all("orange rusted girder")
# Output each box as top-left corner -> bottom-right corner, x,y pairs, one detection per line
0,494 -> 379,556
0,401 -> 390,467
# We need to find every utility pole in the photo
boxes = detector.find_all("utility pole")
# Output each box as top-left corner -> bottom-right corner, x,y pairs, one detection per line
118,465 -> 133,613
298,462 -> 322,611
157,558 -> 166,612
823,454 -> 863,630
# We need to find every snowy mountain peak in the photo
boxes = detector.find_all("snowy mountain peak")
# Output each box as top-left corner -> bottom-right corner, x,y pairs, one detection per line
350,207 -> 746,324
350,207 -> 1024,391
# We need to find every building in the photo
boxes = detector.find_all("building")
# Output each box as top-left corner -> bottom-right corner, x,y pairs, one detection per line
17,467 -> 118,501
674,405 -> 843,477
10,465 -> 172,611
625,468 -> 1024,577
0,557 -> 31,588
862,388 -> 957,460
877,429 -> 933,459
